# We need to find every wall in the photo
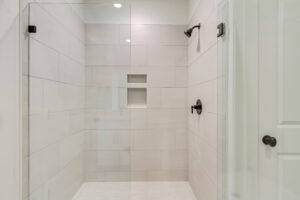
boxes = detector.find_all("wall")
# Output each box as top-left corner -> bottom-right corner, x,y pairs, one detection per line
187,0 -> 221,199
25,2 -> 86,200
0,0 -> 227,199
0,0 -> 21,200
129,23 -> 188,181
83,0 -> 189,181
83,4 -> 132,181
20,1 -> 189,197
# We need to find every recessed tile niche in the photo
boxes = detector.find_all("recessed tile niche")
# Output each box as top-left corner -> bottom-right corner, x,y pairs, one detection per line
127,88 -> 147,108
127,74 -> 147,83
127,74 -> 147,108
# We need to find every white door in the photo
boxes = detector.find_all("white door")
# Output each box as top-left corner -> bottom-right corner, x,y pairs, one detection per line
259,0 -> 300,200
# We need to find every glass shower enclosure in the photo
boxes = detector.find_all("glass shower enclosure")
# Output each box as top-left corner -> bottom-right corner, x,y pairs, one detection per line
24,2 -> 189,200
26,3 -> 132,199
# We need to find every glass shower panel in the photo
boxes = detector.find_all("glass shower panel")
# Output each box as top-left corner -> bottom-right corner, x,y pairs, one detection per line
27,3 -> 131,200
77,3 -> 132,183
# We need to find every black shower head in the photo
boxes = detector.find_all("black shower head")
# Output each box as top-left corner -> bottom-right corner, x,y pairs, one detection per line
184,29 -> 193,37
184,24 -> 201,38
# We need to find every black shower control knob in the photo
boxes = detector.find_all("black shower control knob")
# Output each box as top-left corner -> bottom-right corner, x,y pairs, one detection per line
191,99 -> 202,115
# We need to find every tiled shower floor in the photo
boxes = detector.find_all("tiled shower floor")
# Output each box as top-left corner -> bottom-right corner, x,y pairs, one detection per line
72,182 -> 197,200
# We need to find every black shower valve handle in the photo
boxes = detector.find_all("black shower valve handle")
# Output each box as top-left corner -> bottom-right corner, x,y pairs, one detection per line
191,99 -> 203,115
191,105 -> 202,113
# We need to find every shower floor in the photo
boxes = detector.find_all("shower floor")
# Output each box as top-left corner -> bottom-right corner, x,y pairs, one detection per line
72,182 -> 197,200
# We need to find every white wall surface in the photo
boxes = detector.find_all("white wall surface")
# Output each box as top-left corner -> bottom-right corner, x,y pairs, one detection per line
70,0 -> 188,25
0,0 -> 227,199
20,0 -> 189,195
4,0 -> 226,199
84,2 -> 189,181
25,2 -> 86,200
187,0 -> 221,199
131,0 -> 188,25
0,0 -> 21,200
17,0 -> 229,199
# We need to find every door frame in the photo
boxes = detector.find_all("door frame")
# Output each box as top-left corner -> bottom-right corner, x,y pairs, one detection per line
222,0 -> 260,199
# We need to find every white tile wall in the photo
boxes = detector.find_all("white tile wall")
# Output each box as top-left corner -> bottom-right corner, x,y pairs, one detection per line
21,1 -> 223,199
68,0 -> 187,25
86,45 -> 131,66
187,0 -> 220,199
161,88 -> 186,108
30,39 -> 59,80
131,0 -> 188,25
84,22 -> 188,181
27,3 -> 86,200
86,130 -> 131,150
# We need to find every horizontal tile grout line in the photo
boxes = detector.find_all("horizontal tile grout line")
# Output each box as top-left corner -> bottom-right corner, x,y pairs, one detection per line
84,128 -> 188,131
85,23 -> 189,26
28,151 -> 84,196
29,37 -> 85,66
29,108 -> 85,115
85,44 -> 188,47
29,75 -> 85,87
29,108 -> 86,116
29,107 -> 188,116
188,77 -> 218,87
84,149 -> 187,152
28,130 -> 85,157
27,131 -> 189,159
83,110 -> 188,112
86,65 -> 188,68
85,86 -> 187,89
83,107 -> 187,110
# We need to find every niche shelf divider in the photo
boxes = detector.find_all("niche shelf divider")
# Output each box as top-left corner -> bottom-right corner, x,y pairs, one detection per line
127,74 -> 147,108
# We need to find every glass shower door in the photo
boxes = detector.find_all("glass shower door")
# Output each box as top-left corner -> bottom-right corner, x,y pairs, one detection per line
27,3 -> 132,200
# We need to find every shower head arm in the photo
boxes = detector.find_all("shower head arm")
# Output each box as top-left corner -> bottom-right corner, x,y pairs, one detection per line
191,24 -> 201,30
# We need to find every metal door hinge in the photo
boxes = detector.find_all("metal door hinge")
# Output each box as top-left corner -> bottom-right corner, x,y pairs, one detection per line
217,23 -> 225,38
28,25 -> 37,33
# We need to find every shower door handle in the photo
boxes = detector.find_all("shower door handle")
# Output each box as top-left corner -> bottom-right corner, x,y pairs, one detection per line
262,135 -> 277,147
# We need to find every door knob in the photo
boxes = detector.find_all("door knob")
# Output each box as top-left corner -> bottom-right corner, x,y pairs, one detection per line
262,135 -> 277,147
